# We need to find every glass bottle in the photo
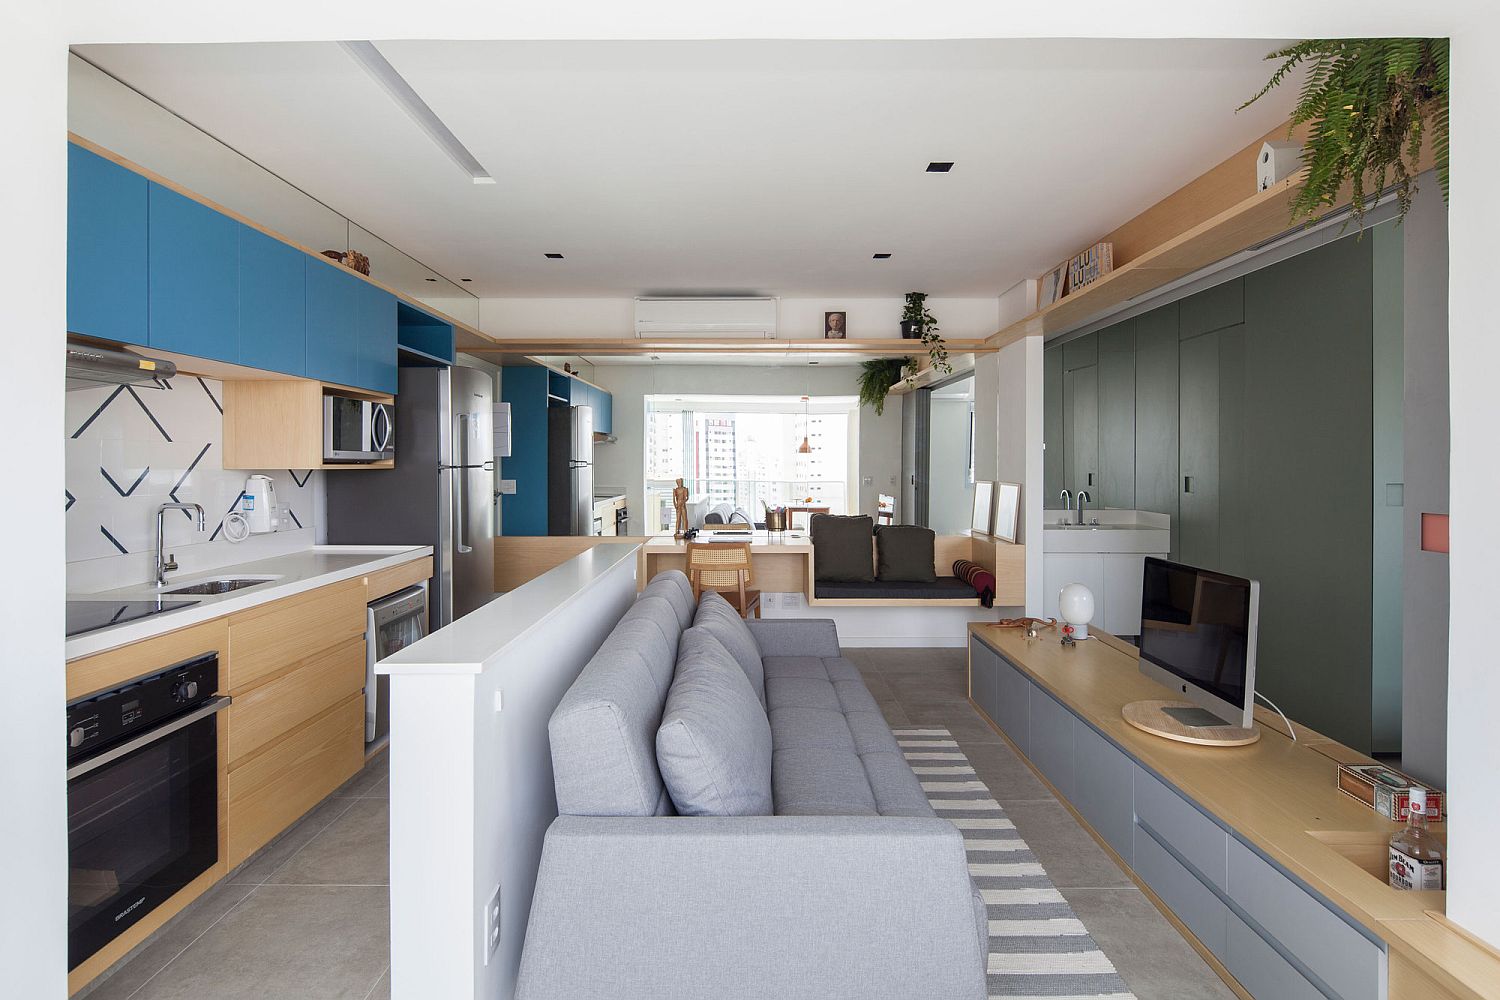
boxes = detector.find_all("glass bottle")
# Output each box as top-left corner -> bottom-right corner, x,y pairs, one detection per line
1388,787 -> 1445,891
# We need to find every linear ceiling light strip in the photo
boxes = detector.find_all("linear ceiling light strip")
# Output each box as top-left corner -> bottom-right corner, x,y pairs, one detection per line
338,40 -> 495,185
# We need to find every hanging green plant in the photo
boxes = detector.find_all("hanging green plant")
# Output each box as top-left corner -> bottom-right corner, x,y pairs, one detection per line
1241,38 -> 1448,228
856,358 -> 907,416
899,292 -> 952,385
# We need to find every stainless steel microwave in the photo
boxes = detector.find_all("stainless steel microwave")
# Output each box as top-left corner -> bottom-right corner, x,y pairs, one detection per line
323,393 -> 395,463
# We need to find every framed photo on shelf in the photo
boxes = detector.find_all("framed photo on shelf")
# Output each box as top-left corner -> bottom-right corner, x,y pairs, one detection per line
993,482 -> 1021,543
971,480 -> 995,534
824,311 -> 848,339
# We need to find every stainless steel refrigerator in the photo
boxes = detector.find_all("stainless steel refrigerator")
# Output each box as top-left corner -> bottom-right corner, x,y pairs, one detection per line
548,404 -> 594,535
326,365 -> 496,626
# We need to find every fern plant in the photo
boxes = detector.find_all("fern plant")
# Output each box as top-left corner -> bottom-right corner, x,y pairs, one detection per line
1241,38 -> 1448,228
857,358 -> 907,416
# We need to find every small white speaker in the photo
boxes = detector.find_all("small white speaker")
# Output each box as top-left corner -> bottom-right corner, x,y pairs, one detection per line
1257,141 -> 1304,193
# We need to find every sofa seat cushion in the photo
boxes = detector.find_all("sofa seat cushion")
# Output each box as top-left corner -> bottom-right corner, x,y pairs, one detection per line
656,628 -> 773,817
693,591 -> 765,706
812,577 -> 977,601
763,655 -> 934,819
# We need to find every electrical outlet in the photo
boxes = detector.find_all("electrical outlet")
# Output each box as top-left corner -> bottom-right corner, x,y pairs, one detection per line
483,884 -> 502,964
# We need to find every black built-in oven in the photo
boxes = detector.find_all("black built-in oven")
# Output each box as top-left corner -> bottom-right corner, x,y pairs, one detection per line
66,652 -> 229,969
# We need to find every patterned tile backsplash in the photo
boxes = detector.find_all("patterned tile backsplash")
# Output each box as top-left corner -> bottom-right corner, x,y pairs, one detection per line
66,376 -> 323,564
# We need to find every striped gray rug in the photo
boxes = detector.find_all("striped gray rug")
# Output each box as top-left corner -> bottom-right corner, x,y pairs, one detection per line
896,727 -> 1136,1000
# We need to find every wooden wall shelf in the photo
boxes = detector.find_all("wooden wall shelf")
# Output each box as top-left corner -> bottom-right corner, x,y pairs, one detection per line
468,338 -> 996,358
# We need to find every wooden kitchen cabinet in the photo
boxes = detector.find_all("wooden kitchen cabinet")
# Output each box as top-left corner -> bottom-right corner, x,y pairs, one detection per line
226,577 -> 366,691
220,379 -> 394,471
226,635 -> 365,764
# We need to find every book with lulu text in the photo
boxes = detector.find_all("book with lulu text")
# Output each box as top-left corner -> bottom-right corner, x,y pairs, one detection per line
1066,241 -> 1114,295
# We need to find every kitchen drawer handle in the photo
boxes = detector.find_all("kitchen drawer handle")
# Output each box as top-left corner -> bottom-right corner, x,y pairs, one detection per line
1183,476 -> 1193,494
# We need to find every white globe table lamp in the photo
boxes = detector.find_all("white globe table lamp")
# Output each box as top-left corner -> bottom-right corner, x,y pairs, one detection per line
1058,583 -> 1095,642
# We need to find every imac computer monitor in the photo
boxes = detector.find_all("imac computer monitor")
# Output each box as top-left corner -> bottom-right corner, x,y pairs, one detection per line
1137,557 -> 1260,729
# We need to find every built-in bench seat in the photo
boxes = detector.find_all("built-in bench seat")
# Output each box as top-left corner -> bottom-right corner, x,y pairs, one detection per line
813,577 -> 979,602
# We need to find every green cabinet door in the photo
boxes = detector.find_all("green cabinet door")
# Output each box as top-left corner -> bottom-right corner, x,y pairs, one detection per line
1064,364 -> 1099,498
1043,345 -> 1064,508
1178,331 -> 1220,569
1097,320 -> 1136,510
1133,303 -> 1180,556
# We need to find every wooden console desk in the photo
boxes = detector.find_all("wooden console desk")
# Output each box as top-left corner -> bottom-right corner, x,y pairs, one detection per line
639,531 -> 812,594
968,624 -> 1500,1000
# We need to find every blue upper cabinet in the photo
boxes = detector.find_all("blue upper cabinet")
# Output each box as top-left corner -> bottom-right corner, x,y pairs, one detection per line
68,145 -> 148,345
591,384 -> 612,435
356,281 -> 398,395
237,227 -> 307,376
305,260 -> 361,388
148,183 -> 239,361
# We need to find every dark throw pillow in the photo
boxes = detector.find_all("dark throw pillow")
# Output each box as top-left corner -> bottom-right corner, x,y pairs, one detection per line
810,513 -> 875,583
876,525 -> 937,583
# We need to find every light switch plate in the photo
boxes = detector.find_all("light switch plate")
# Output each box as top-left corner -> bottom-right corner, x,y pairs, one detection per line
483,884 -> 502,964
498,480 -> 517,495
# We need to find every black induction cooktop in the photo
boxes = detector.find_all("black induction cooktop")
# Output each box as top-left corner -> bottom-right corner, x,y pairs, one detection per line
65,598 -> 198,638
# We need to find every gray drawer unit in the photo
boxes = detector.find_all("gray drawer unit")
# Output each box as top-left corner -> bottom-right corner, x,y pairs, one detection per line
1227,838 -> 1387,1000
1133,767 -> 1228,891
1225,911 -> 1326,1000
968,638 -> 998,724
993,654 -> 1030,754
1073,723 -> 1135,861
1028,684 -> 1076,799
1133,821 -> 1228,958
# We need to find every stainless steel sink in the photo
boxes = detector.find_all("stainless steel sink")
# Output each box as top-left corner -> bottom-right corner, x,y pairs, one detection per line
162,577 -> 276,596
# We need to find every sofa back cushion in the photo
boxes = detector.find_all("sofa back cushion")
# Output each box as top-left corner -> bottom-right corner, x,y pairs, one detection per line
548,595 -> 684,816
876,525 -> 938,583
693,591 -> 766,706
641,569 -> 696,629
656,628 -> 773,816
810,513 -> 875,583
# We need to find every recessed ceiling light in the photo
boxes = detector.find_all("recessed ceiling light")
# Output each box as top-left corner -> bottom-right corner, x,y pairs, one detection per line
424,277 -> 437,282
338,41 -> 495,185
544,253 -> 564,259
873,253 -> 892,259
461,278 -> 472,282
926,161 -> 954,173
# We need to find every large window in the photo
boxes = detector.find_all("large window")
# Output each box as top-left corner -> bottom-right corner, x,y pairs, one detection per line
645,394 -> 856,532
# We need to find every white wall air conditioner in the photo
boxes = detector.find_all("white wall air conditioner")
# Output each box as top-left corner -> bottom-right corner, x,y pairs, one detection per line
633,297 -> 778,339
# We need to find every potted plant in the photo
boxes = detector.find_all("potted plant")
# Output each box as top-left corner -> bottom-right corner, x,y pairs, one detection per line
1241,38 -> 1448,227
900,291 -> 934,339
856,358 -> 907,416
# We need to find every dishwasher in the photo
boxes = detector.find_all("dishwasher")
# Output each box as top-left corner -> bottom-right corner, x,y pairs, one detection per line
366,584 -> 428,749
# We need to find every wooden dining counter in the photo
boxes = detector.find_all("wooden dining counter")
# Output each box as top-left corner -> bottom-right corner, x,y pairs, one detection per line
638,531 -> 813,595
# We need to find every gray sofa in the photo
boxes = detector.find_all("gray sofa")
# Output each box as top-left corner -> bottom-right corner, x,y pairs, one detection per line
516,571 -> 987,1000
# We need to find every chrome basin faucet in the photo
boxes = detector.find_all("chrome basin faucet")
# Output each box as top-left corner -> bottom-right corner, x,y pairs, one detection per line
1075,490 -> 1092,525
1059,489 -> 1072,523
156,502 -> 206,586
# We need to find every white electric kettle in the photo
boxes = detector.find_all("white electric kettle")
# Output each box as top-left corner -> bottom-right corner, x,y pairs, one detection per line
241,475 -> 280,534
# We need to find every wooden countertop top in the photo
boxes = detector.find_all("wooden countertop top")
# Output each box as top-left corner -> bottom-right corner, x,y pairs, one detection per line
970,624 -> 1500,1000
641,531 -> 813,554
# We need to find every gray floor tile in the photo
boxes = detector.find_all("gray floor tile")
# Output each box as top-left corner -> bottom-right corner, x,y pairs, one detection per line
78,880 -> 256,1000
227,794 -> 358,886
1002,800 -> 1134,888
127,885 -> 390,1000
905,709 -> 1004,744
267,797 -> 389,886
361,967 -> 391,1000
1060,888 -> 1238,1000
962,739 -> 1056,802
334,754 -> 389,798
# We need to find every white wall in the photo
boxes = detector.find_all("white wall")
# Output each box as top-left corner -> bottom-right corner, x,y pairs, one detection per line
995,337 -> 1046,615
1,10 -> 68,998
586,363 -> 902,529
478,296 -> 1001,340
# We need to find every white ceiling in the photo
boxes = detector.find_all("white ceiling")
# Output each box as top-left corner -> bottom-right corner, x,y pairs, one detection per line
74,39 -> 1295,300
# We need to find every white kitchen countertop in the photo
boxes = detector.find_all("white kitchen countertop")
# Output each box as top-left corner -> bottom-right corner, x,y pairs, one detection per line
66,544 -> 432,661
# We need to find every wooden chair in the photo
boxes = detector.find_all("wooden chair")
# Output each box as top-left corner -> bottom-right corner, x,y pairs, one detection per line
684,541 -> 761,618
876,494 -> 896,526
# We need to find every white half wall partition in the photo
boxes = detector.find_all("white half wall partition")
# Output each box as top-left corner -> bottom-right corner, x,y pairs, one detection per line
378,543 -> 639,1000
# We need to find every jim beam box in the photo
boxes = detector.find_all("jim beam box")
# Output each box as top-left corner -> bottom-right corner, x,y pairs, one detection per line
1337,762 -> 1445,822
